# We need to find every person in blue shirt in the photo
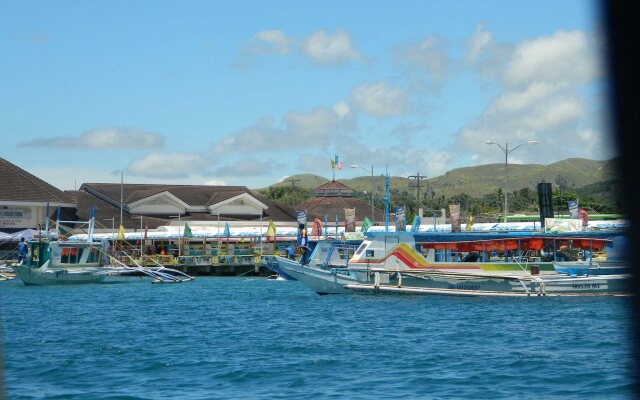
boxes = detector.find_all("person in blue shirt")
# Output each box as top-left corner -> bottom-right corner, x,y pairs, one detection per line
17,237 -> 28,264
285,246 -> 295,260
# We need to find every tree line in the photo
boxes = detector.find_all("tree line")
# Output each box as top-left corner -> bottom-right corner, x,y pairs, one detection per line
259,179 -> 622,223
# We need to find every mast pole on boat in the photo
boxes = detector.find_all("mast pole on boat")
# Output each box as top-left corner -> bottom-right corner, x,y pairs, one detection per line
120,171 -> 123,228
384,167 -> 389,233
55,205 -> 60,237
45,202 -> 49,234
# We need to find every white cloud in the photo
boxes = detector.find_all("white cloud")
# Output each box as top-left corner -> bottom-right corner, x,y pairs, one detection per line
251,30 -> 294,54
203,178 -> 228,186
212,106 -> 350,154
333,101 -> 351,118
465,23 -> 492,63
126,152 -> 210,178
488,82 -> 560,114
301,30 -> 363,64
296,154 -> 332,172
284,107 -> 347,142
244,28 -> 365,67
397,35 -> 450,82
215,159 -> 284,177
452,27 -> 612,166
503,30 -> 601,88
212,118 -> 279,154
351,82 -> 409,117
19,127 -> 164,150
423,151 -> 455,176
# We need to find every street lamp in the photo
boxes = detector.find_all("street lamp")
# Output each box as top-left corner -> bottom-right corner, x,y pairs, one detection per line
170,214 -> 182,256
136,215 -> 144,257
350,164 -> 374,223
485,140 -> 538,223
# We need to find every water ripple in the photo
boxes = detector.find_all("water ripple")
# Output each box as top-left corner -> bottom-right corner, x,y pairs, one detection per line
1,277 -> 636,399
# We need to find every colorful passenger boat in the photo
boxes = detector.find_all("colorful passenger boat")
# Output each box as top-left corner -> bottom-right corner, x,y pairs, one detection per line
276,231 -> 632,296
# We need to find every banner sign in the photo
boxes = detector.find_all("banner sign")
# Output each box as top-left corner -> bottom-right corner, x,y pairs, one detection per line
0,207 -> 34,228
344,208 -> 356,232
394,206 -> 406,231
410,215 -> 421,232
449,204 -> 461,233
545,218 -> 582,232
296,210 -> 307,225
567,200 -> 580,219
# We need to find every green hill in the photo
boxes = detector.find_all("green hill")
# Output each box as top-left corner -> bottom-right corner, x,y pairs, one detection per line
256,157 -> 621,203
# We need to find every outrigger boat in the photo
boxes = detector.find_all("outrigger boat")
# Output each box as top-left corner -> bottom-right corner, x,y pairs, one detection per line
12,214 -> 194,286
263,239 -> 361,281
0,264 -> 15,281
276,231 -> 632,297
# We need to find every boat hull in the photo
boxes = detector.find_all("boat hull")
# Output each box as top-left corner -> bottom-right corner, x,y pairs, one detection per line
275,256 -> 363,294
13,265 -> 107,285
349,271 -> 634,296
277,255 -> 633,296
263,257 -> 298,281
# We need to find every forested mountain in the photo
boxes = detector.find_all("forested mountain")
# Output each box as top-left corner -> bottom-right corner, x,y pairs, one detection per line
256,158 -> 622,217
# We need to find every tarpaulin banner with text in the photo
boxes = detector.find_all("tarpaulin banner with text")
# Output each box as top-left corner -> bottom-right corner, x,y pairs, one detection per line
395,205 -> 406,231
449,204 -> 461,233
344,208 -> 356,232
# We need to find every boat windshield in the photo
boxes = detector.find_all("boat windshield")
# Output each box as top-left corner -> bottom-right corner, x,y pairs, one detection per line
354,242 -> 368,256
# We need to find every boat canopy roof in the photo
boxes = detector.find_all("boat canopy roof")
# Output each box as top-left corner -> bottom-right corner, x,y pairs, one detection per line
365,231 -> 618,251
366,230 -> 624,242
416,237 -> 609,251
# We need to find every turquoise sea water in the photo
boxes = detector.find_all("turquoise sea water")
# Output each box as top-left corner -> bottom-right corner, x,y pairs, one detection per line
0,277 -> 637,399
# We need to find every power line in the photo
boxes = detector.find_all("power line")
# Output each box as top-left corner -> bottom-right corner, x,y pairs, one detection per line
408,172 -> 427,207
285,178 -> 301,206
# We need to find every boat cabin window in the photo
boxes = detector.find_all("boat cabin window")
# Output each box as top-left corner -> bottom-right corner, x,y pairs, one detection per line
337,246 -> 356,260
60,247 -> 84,264
354,243 -> 367,256
86,248 -> 101,263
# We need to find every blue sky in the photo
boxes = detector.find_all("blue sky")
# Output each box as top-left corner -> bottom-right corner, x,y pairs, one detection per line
1,0 -> 615,191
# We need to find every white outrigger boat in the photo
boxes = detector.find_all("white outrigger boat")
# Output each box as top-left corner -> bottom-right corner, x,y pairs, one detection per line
276,231 -> 632,297
12,215 -> 194,286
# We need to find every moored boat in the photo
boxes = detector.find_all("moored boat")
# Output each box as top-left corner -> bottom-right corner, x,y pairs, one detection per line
276,230 -> 632,297
12,215 -> 194,286
552,260 -> 630,276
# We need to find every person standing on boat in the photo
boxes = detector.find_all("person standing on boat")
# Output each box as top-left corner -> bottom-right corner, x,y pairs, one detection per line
17,237 -> 28,264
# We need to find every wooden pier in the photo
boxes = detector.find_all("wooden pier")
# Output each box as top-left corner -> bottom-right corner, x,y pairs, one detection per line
113,254 -> 277,277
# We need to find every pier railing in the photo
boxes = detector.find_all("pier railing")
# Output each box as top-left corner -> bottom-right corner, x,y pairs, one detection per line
113,253 -> 283,267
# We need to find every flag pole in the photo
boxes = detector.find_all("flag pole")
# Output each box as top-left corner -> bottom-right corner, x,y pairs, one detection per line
120,171 -> 123,228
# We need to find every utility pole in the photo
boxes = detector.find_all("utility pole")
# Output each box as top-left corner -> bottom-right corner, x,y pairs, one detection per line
408,172 -> 427,209
286,178 -> 301,207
